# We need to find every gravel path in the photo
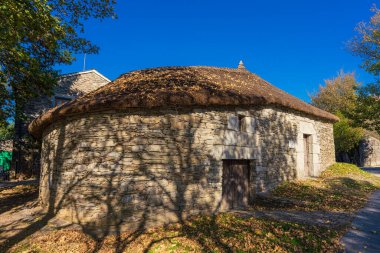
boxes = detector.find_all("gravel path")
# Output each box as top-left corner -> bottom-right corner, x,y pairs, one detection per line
341,190 -> 380,253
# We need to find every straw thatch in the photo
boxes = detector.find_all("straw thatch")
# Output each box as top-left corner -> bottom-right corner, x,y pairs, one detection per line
29,66 -> 339,139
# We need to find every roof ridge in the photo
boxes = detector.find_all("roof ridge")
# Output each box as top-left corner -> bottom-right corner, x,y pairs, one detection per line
118,66 -> 253,79
60,69 -> 111,82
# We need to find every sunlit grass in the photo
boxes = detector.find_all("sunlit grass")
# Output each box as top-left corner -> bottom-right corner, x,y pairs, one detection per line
268,163 -> 380,212
7,163 -> 378,252
11,213 -> 342,253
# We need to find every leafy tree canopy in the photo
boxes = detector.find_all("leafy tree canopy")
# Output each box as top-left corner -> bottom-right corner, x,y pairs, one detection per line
310,71 -> 359,117
353,83 -> 380,134
311,72 -> 364,156
0,0 -> 116,122
349,5 -> 380,135
333,112 -> 364,153
350,6 -> 380,76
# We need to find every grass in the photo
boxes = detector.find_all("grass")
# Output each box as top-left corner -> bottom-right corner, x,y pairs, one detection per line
264,163 -> 380,212
5,163 -> 379,252
10,214 -> 342,253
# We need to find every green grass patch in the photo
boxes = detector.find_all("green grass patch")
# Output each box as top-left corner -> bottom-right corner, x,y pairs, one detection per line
321,163 -> 380,183
268,163 -> 380,212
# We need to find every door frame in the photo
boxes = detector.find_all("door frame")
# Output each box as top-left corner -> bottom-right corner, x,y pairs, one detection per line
303,134 -> 313,177
221,159 -> 251,210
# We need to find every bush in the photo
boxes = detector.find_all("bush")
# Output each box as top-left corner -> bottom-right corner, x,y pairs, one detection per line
0,123 -> 13,141
333,112 -> 363,153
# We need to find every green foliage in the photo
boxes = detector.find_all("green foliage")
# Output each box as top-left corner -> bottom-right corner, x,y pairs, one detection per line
353,82 -> 380,134
310,72 -> 364,155
349,6 -> 380,135
0,0 -> 116,122
350,6 -> 380,76
333,112 -> 363,153
0,123 -> 14,141
310,71 -> 359,116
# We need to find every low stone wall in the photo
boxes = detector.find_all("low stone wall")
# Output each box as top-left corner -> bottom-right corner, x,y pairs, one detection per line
360,135 -> 380,167
39,105 -> 335,232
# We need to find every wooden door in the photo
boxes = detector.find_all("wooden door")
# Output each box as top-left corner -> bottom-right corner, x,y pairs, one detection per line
303,134 -> 311,176
222,160 -> 250,209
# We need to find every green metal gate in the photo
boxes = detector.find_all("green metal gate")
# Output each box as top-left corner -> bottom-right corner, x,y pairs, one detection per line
0,151 -> 12,180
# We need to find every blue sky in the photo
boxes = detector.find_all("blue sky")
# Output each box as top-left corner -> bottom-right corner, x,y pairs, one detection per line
59,0 -> 376,102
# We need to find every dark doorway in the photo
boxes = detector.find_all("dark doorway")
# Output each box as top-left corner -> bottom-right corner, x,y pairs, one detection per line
222,159 -> 250,209
303,134 -> 312,176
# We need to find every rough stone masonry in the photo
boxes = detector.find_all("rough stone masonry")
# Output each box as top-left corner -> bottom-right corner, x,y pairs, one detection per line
30,65 -> 337,232
38,105 -> 334,231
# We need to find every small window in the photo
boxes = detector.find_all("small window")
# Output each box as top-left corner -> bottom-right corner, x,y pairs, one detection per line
238,115 -> 245,132
54,96 -> 71,107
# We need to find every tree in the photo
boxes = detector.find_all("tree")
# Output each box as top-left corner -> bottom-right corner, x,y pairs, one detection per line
353,83 -> 380,133
0,0 -> 116,178
350,6 -> 380,76
349,5 -> 380,135
310,72 -> 364,163
0,0 -> 116,123
333,112 -> 363,156
310,71 -> 359,117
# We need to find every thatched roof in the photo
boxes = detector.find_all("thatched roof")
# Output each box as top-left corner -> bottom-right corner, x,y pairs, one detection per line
29,66 -> 339,139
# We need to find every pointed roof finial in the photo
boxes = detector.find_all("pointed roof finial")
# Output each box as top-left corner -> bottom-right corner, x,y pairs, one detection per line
238,60 -> 246,70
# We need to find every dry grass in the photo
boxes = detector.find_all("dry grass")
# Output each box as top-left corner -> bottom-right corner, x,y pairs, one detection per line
4,163 -> 379,252
0,184 -> 38,214
264,163 -> 380,212
11,214 -> 342,253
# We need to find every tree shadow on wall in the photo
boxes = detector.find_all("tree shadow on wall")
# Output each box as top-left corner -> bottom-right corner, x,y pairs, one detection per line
66,109 -> 232,252
1,108 -> 227,252
358,139 -> 374,167
1,107 -> 300,252
250,106 -> 298,191
12,71 -> 89,179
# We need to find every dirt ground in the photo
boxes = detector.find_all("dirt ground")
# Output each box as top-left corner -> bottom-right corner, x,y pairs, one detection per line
0,163 -> 378,252
0,183 -> 76,252
0,182 -> 344,253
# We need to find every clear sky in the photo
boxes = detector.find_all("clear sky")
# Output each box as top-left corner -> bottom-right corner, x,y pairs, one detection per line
59,0 -> 376,102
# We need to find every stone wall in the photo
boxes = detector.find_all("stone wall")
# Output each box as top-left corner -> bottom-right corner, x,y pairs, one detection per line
25,70 -> 110,120
14,70 -> 109,178
316,122 -> 336,170
39,105 -> 335,231
359,134 -> 380,167
251,107 -> 335,191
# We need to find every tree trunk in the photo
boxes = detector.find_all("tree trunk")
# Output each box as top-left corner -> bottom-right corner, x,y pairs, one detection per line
10,96 -> 36,179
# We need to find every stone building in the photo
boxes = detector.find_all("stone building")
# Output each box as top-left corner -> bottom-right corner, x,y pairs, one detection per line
0,140 -> 13,152
29,64 -> 338,231
13,70 -> 110,176
24,69 -> 110,119
359,130 -> 380,167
